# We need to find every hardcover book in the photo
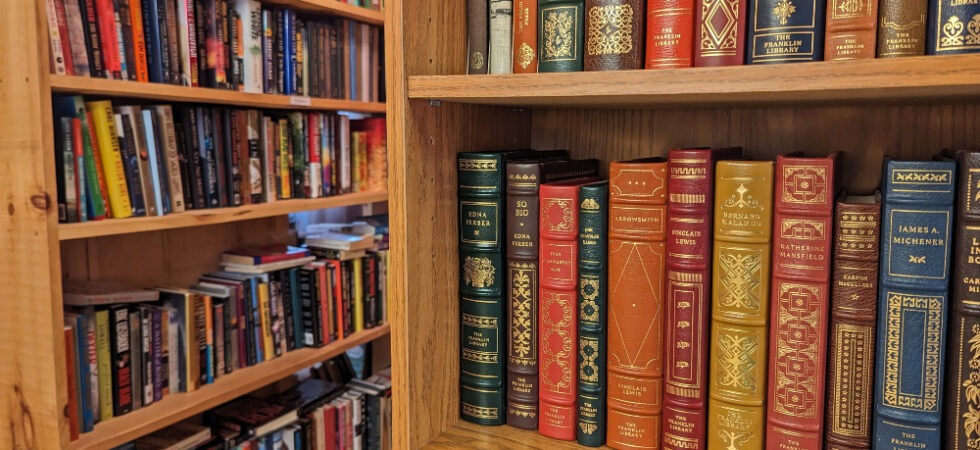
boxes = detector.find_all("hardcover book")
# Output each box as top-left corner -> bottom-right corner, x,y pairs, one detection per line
584,0 -> 646,70
877,0 -> 927,57
457,149 -> 564,425
467,0 -> 490,73
824,193 -> 882,450
539,0 -> 585,72
490,0 -> 515,73
505,158 -> 599,430
707,160 -> 774,450
576,181 -> 608,447
766,153 -> 840,449
539,177 -> 601,440
513,0 -> 539,72
927,0 -> 980,55
944,150 -> 980,450
662,147 -> 742,450
747,0 -> 826,63
646,0 -> 695,68
873,157 -> 956,450
824,0 -> 878,60
607,158 -> 668,449
694,0 -> 747,65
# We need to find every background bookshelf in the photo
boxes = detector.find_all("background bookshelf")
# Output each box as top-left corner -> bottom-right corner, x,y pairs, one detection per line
384,1 -> 980,450
0,0 -> 388,448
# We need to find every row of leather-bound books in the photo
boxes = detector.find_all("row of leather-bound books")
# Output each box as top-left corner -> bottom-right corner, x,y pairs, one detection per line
466,0 -> 980,74
456,147 -> 980,449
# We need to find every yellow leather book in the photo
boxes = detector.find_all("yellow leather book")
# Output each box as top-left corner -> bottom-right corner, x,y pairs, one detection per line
84,100 -> 133,218
707,161 -> 774,450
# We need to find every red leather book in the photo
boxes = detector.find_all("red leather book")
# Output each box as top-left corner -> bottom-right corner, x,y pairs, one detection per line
662,147 -> 741,450
693,0 -> 746,66
646,0 -> 695,68
539,177 -> 600,440
766,153 -> 840,449
607,158 -> 668,449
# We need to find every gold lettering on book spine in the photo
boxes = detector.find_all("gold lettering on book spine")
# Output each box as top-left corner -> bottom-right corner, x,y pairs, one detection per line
773,283 -> 820,418
510,263 -> 535,364
586,4 -> 634,55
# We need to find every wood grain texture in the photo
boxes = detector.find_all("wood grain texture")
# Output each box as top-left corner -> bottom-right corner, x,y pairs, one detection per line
59,191 -> 388,240
409,54 -> 980,108
50,75 -> 387,113
68,325 -> 391,450
424,422 -> 611,449
0,1 -> 67,448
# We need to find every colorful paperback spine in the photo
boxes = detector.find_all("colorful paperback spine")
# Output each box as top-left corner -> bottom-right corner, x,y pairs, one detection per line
85,100 -> 133,218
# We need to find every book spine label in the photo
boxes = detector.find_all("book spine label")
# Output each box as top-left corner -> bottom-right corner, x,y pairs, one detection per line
766,155 -> 837,449
458,152 -> 509,425
876,0 -> 927,57
607,161 -> 668,449
538,0 -> 585,72
824,0 -> 878,60
538,182 -> 584,441
513,0 -> 539,72
505,163 -> 543,430
584,0 -> 646,70
746,0 -> 826,63
874,159 -> 956,450
663,148 -> 739,450
577,182 -> 608,447
947,152 -> 980,450
927,0 -> 980,54
646,0 -> 695,68
490,0 -> 515,74
707,161 -> 774,450
825,195 -> 881,450
694,0 -> 747,66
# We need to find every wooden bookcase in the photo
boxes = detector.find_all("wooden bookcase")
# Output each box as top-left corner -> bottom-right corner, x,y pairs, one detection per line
384,1 -> 980,448
1,0 -> 388,448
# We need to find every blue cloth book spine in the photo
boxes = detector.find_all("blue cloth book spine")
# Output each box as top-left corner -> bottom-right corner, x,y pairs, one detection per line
926,0 -> 980,55
141,0 -> 165,83
873,158 -> 956,450
746,0 -> 826,63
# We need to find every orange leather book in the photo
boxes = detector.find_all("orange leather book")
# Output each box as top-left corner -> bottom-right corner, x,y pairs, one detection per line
513,0 -> 538,72
707,161 -> 774,450
824,0 -> 878,60
607,158 -> 668,449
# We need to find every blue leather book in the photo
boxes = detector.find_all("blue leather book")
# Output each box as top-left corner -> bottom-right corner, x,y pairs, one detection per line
746,0 -> 826,63
927,0 -> 980,55
576,181 -> 608,447
873,158 -> 956,450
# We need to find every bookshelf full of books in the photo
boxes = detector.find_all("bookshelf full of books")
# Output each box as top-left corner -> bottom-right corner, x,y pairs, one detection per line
0,0 -> 390,448
383,0 -> 980,450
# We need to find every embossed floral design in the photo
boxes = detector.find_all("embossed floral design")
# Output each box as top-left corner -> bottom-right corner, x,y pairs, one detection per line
464,256 -> 495,288
586,4 -> 634,55
510,270 -> 533,359
961,324 -> 980,442
543,10 -> 574,59
943,16 -> 966,47
772,0 -> 796,25
517,42 -> 535,69
968,15 -> 980,45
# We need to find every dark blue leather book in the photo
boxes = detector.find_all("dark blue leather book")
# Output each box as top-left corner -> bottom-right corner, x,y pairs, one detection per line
576,181 -> 608,447
141,0 -> 165,83
926,0 -> 980,55
873,158 -> 956,450
746,0 -> 826,63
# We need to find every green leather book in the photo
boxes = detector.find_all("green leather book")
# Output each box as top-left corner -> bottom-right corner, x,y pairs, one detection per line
538,0 -> 585,72
577,181 -> 608,446
457,149 -> 566,425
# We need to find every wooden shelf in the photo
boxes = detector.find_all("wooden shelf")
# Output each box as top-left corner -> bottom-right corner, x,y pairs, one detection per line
408,54 -> 980,109
50,75 -> 387,114
262,0 -> 384,25
69,324 -> 390,450
424,422 -> 610,449
59,190 -> 388,240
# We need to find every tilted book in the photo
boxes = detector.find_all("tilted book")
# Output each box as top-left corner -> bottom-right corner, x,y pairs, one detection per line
766,153 -> 840,449
539,177 -> 601,440
824,192 -> 881,450
707,160 -> 774,450
577,181 -> 608,447
662,147 -> 742,450
746,0 -> 826,63
607,158 -> 668,449
873,158 -> 956,450
505,158 -> 598,430
944,150 -> 980,450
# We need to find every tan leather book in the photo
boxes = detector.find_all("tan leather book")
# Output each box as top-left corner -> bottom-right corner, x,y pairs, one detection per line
513,0 -> 539,72
707,160 -> 774,450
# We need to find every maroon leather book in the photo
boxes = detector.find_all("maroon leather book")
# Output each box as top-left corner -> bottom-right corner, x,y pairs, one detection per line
646,0 -> 696,68
539,177 -> 600,440
693,0 -> 747,66
766,153 -> 841,449
662,147 -> 741,450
